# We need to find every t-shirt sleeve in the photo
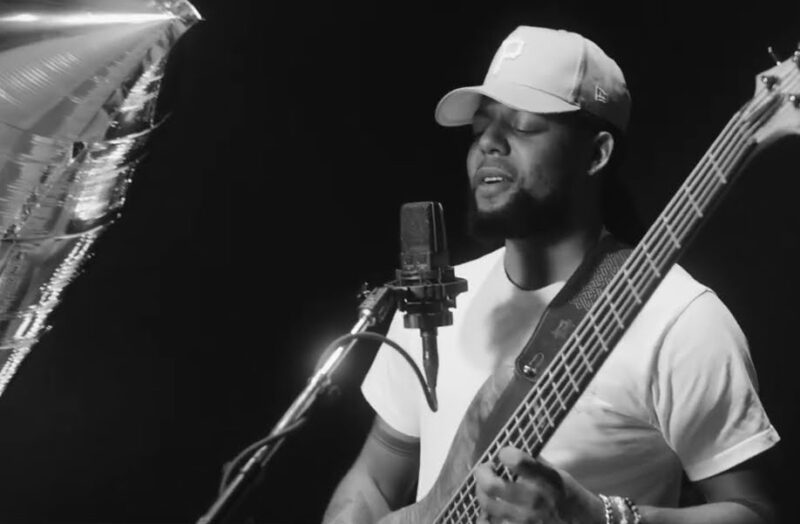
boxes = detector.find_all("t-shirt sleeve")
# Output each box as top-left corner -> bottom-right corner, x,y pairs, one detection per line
361,311 -> 422,438
653,291 -> 780,481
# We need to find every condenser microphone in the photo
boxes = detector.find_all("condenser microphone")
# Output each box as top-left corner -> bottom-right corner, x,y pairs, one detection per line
389,202 -> 467,411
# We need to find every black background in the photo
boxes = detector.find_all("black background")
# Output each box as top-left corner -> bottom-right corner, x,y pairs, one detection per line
0,1 -> 798,523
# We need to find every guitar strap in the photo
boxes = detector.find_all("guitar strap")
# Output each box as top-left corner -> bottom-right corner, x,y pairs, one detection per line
473,233 -> 631,459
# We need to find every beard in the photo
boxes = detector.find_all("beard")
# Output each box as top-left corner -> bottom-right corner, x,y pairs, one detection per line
467,186 -> 572,242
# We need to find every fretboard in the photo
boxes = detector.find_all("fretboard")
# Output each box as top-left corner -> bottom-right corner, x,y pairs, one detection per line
434,104 -> 768,523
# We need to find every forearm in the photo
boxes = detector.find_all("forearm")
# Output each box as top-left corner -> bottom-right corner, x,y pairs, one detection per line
639,501 -> 772,524
322,467 -> 391,524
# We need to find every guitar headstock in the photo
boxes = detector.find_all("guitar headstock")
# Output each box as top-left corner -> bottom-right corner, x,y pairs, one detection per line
746,46 -> 800,145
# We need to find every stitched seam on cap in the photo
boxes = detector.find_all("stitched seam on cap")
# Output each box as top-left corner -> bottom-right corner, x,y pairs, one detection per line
569,34 -> 587,103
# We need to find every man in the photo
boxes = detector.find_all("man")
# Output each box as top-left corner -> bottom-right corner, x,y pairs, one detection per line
323,26 -> 780,524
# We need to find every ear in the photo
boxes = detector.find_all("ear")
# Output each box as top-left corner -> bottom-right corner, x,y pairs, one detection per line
587,131 -> 614,177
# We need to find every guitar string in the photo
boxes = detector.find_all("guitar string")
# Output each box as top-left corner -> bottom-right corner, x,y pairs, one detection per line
436,67 -> 797,523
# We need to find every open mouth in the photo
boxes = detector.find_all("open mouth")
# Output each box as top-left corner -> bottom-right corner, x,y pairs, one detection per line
475,166 -> 513,186
474,167 -> 513,199
481,175 -> 509,184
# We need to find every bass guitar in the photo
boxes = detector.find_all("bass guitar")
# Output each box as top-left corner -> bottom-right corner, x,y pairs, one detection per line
382,47 -> 800,524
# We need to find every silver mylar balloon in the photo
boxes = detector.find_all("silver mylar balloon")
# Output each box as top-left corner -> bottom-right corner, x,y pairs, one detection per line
0,0 -> 202,395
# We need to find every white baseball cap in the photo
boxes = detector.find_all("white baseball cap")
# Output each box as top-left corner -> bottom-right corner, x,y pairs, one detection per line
435,26 -> 631,132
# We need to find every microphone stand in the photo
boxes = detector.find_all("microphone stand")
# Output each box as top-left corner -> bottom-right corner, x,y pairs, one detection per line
196,286 -> 397,524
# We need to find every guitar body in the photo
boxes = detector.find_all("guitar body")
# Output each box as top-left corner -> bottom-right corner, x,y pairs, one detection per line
379,365 -> 518,523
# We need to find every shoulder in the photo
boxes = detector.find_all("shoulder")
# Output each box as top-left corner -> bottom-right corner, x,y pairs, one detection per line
657,263 -> 712,303
650,265 -> 750,370
644,263 -> 720,325
629,263 -> 746,363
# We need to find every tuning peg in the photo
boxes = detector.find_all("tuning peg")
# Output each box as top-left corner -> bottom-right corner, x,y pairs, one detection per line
761,75 -> 779,90
789,94 -> 800,108
794,50 -> 800,66
768,46 -> 781,65
357,282 -> 371,301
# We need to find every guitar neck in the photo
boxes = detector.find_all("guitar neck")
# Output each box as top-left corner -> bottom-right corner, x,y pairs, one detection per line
434,108 -> 762,524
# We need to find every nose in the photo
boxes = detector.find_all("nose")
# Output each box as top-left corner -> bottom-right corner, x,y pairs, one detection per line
475,119 -> 509,156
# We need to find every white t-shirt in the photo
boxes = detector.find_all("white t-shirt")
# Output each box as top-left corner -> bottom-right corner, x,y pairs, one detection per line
361,246 -> 780,505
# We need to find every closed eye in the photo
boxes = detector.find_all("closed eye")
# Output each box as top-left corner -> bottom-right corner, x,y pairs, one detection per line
512,113 -> 548,135
513,124 -> 546,135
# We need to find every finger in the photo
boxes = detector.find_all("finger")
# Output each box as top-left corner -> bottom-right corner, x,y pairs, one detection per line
474,464 -> 531,519
498,446 -> 565,495
479,493 -> 527,523
474,462 -> 508,500
501,479 -> 561,514
538,453 -> 582,490
474,462 -> 547,518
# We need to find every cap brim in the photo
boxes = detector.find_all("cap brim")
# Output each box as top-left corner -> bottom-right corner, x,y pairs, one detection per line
434,83 -> 580,127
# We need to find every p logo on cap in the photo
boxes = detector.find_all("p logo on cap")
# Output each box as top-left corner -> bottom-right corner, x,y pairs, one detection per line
491,37 -> 526,75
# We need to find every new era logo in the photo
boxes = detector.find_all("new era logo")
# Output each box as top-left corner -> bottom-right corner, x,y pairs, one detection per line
595,85 -> 609,103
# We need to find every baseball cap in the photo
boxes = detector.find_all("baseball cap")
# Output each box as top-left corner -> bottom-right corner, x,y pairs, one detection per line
434,26 -> 631,132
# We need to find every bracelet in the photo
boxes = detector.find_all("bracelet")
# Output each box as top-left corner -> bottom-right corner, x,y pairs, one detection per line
598,494 -> 643,524
598,494 -> 615,524
624,497 -> 643,524
612,496 -> 630,524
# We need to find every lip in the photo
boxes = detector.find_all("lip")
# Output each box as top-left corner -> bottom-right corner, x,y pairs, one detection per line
474,165 -> 514,185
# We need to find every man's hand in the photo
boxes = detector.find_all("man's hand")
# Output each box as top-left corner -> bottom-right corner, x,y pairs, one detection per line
474,446 -> 605,524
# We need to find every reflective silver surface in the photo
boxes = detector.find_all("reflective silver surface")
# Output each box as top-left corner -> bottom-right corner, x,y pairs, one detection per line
0,0 -> 201,395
